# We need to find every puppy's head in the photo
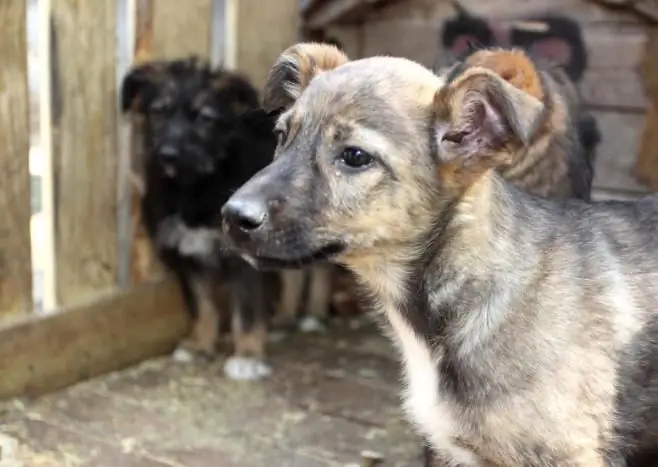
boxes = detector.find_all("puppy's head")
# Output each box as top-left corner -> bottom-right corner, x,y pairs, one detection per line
221,44 -> 543,269
121,57 -> 260,186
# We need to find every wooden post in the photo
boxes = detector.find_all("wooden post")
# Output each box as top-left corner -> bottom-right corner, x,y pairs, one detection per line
635,28 -> 658,190
0,0 -> 33,316
229,0 -> 301,88
51,0 -> 119,305
152,0 -> 213,59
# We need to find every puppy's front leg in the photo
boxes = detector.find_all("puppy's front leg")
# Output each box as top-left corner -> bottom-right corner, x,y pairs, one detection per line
172,273 -> 220,362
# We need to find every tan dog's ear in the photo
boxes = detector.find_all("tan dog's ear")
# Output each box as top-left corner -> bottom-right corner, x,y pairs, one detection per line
262,42 -> 349,112
435,67 -> 544,167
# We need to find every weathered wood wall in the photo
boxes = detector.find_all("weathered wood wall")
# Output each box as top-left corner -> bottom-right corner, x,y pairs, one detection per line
51,0 -> 119,305
327,0 -> 652,197
231,0 -> 301,89
0,0 -> 33,317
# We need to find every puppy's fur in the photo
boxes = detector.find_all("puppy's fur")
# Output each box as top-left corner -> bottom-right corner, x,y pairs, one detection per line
222,43 -> 658,464
121,57 -> 329,380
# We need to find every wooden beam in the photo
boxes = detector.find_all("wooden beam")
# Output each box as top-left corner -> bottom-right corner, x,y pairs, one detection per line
303,0 -> 395,28
152,0 -> 212,59
117,0 -> 137,289
232,0 -> 301,89
51,0 -> 119,306
635,28 -> 658,190
37,0 -> 58,311
0,279 -> 189,400
0,0 -> 32,316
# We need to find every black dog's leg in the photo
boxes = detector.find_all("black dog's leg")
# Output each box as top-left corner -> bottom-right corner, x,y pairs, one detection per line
173,270 -> 221,362
223,263 -> 272,380
270,269 -> 305,332
299,264 -> 332,333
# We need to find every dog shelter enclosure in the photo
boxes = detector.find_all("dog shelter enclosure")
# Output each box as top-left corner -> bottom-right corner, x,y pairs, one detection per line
1,0 -> 658,465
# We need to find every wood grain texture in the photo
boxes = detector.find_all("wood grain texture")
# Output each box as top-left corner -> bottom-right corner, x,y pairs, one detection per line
51,0 -> 119,305
152,0 -> 212,59
0,0 -> 33,316
635,28 -> 658,190
233,0 -> 301,89
0,279 -> 188,400
590,109 -> 649,194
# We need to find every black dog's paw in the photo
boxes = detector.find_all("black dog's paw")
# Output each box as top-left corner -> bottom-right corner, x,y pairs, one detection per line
223,356 -> 272,381
171,339 -> 217,363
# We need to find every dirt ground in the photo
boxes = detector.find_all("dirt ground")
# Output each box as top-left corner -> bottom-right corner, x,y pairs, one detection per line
0,317 -> 423,467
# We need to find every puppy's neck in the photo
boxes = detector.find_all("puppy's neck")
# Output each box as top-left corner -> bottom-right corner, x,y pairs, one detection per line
344,171 -> 519,344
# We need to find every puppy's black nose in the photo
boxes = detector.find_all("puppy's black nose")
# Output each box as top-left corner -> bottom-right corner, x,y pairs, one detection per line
222,197 -> 268,232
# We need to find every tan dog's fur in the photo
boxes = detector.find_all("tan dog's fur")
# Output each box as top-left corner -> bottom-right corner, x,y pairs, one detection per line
222,43 -> 658,465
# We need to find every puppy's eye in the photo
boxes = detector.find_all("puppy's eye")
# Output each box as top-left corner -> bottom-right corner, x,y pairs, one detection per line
442,130 -> 468,144
339,147 -> 374,170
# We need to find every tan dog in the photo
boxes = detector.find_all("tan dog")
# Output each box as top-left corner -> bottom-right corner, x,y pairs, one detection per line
221,43 -> 658,465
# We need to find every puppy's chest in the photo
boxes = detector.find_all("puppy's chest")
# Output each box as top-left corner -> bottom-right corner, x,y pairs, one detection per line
382,301 -> 484,467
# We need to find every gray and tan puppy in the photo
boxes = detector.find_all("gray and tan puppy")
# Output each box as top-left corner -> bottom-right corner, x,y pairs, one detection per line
221,43 -> 658,466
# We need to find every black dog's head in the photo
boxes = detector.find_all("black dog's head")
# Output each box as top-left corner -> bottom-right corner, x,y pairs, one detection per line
121,57 -> 262,187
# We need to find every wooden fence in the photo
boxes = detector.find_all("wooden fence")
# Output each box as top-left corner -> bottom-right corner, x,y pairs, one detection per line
0,0 -> 299,400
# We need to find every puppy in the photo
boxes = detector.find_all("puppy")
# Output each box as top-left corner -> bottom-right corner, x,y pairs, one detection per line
121,57 -> 319,380
222,43 -> 658,465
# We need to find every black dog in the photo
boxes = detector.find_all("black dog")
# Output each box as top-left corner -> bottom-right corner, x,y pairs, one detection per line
121,57 -> 307,380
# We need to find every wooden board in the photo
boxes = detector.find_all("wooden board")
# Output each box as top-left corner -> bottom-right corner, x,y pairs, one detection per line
232,0 -> 301,89
590,109 -> 650,194
51,0 -> 119,306
635,28 -> 658,190
0,0 -> 33,317
152,0 -> 212,59
363,0 -> 643,24
0,279 -> 188,400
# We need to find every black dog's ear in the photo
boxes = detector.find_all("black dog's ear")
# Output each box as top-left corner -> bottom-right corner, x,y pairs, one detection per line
441,10 -> 495,59
120,62 -> 163,114
510,16 -> 588,83
262,42 -> 349,113
212,71 -> 260,114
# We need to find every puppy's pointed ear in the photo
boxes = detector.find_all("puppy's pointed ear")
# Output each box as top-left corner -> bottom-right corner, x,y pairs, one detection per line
120,62 -> 163,114
435,67 -> 544,167
262,42 -> 349,112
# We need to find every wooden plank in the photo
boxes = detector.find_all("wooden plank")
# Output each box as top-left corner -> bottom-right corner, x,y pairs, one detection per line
152,0 -> 212,59
51,0 -> 119,305
126,0 -> 166,286
232,0 -> 301,89
37,0 -> 58,312
362,18 -> 443,67
635,28 -> 658,190
0,279 -> 188,400
363,0 -> 642,23
304,0 -> 394,28
0,0 -> 33,316
590,109 -> 650,194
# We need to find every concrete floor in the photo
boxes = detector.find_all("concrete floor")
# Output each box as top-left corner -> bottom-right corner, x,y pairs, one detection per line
0,318 -> 422,467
